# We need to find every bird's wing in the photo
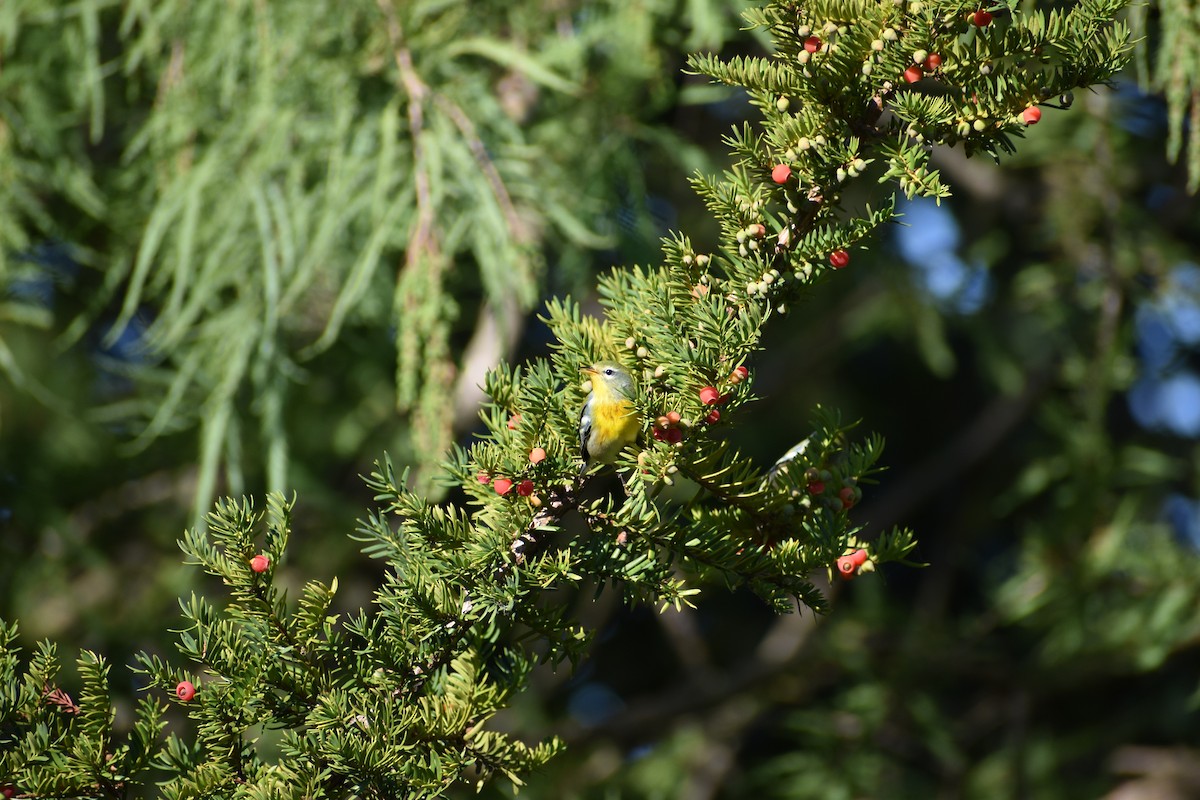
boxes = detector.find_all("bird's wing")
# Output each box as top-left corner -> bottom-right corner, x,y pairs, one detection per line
578,399 -> 593,461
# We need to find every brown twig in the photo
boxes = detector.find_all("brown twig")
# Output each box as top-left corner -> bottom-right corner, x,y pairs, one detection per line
375,0 -> 435,262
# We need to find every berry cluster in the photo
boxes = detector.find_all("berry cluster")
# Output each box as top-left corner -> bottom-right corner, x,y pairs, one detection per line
480,443 -> 551,502
652,410 -> 684,444
785,5 -> 1051,145
803,467 -> 862,513
903,49 -> 945,83
696,365 -> 750,424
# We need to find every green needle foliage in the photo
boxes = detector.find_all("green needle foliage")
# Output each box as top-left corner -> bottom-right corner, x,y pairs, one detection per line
1134,0 -> 1200,191
0,0 -> 743,515
0,0 -> 1133,796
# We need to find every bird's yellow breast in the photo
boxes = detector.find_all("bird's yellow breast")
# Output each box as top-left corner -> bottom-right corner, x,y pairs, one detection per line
594,398 -> 639,435
586,397 -> 640,463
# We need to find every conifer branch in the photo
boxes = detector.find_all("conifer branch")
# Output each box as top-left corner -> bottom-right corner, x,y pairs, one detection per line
0,0 -> 1139,796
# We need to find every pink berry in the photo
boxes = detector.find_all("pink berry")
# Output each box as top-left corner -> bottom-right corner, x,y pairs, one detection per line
747,223 -> 767,238
506,414 -> 521,430
699,386 -> 721,405
665,410 -> 681,425
250,554 -> 269,573
476,471 -> 490,484
850,548 -> 870,567
771,163 -> 793,184
176,681 -> 196,702
516,479 -> 535,497
837,556 -> 858,578
493,477 -> 513,495
973,9 -> 993,26
829,249 -> 851,269
1022,106 -> 1042,125
529,447 -> 547,464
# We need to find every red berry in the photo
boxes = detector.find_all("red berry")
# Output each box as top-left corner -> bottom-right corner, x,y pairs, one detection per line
506,414 -> 521,430
850,548 -> 870,567
838,487 -> 856,508
771,163 -> 792,184
903,65 -> 923,83
493,477 -> 513,495
2,787 -> 14,798
699,386 -> 721,405
476,471 -> 490,484
729,365 -> 750,384
807,481 -> 825,495
665,427 -> 683,445
516,479 -> 535,497
804,36 -> 822,53
972,9 -> 993,26
651,426 -> 666,441
1022,106 -> 1042,125
837,556 -> 857,577
529,447 -> 547,464
829,249 -> 851,269
176,681 -> 196,702
665,410 -> 681,426
925,53 -> 943,70
250,554 -> 269,573
704,409 -> 721,424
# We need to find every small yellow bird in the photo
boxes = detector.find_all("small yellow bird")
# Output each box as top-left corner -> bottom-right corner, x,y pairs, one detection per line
579,361 -> 641,467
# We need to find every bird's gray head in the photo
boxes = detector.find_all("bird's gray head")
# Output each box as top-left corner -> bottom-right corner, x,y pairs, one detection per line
582,361 -> 635,398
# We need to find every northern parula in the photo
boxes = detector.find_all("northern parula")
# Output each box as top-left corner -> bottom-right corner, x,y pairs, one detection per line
579,362 -> 640,466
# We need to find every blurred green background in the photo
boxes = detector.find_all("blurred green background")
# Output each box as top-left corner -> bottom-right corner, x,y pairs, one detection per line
3,0 -> 1200,797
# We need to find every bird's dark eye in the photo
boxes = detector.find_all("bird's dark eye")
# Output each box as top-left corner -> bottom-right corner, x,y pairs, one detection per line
604,368 -> 614,376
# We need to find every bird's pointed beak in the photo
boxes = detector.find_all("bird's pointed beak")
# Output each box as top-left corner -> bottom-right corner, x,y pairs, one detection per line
579,365 -> 596,375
